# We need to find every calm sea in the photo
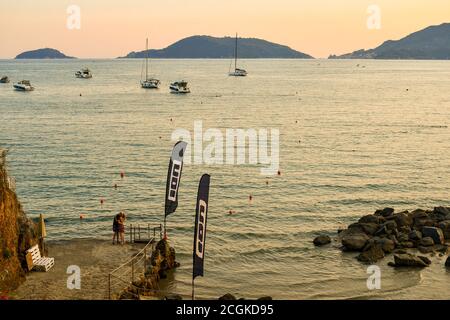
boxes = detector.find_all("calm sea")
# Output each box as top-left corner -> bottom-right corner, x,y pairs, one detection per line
1,59 -> 450,299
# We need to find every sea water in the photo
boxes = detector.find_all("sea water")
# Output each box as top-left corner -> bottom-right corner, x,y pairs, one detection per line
1,59 -> 450,299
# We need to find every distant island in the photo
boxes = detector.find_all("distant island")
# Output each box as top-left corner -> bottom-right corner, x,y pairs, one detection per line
15,48 -> 75,59
119,35 -> 313,59
329,23 -> 450,60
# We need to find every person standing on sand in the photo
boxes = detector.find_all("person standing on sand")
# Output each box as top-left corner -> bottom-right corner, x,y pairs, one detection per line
118,211 -> 126,245
112,213 -> 120,245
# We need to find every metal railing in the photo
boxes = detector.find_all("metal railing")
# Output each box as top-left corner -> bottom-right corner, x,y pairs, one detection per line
129,223 -> 162,243
108,238 -> 155,299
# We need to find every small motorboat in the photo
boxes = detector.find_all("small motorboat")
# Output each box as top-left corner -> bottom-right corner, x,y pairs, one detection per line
0,76 -> 10,83
170,81 -> 190,94
75,68 -> 92,79
13,80 -> 34,91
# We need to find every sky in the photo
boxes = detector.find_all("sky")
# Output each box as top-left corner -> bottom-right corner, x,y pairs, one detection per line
1,0 -> 449,59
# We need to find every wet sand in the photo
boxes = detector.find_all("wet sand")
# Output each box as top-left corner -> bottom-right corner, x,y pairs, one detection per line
11,239 -> 146,300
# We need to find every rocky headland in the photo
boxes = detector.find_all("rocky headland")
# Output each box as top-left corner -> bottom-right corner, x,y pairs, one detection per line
314,207 -> 450,268
0,150 -> 39,294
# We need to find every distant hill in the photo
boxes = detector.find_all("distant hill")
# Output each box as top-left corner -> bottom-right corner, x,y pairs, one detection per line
119,35 -> 313,59
15,48 -> 75,59
329,23 -> 450,60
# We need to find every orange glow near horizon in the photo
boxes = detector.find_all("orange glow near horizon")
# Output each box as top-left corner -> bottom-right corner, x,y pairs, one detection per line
1,0 -> 450,59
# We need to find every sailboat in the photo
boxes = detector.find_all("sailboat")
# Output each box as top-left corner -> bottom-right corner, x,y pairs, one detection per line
229,33 -> 247,77
141,38 -> 160,89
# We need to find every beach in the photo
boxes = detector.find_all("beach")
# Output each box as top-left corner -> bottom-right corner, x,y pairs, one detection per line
11,239 -> 147,300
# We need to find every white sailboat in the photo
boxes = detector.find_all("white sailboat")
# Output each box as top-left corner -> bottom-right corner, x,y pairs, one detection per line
141,38 -> 160,89
229,33 -> 247,77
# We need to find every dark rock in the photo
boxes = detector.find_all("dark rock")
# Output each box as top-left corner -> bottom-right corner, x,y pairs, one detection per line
388,261 -> 396,267
408,230 -> 422,241
414,218 -> 434,228
437,220 -> 450,239
433,206 -> 450,216
337,228 -> 345,234
399,241 -> 415,248
419,237 -> 434,247
375,208 -> 395,217
257,296 -> 273,300
375,226 -> 388,236
418,246 -> 434,254
313,235 -> 331,246
358,214 -> 384,224
397,233 -> 409,242
418,256 -> 432,265
434,244 -> 448,254
359,223 -> 379,235
411,209 -> 428,219
219,293 -> 237,300
165,294 -> 183,300
395,212 -> 413,228
421,227 -> 445,245
342,233 -> 369,251
393,249 -> 408,254
382,220 -> 398,231
393,253 -> 428,267
357,244 -> 385,264
446,257 -> 450,267
375,238 -> 396,253
398,226 -> 411,234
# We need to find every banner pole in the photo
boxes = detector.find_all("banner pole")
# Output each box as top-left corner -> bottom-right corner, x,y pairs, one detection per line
163,215 -> 167,239
192,278 -> 195,300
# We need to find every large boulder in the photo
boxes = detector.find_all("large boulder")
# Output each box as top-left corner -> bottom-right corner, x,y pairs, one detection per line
395,212 -> 413,228
411,209 -> 428,219
357,244 -> 385,264
358,215 -> 384,224
393,253 -> 428,267
342,233 -> 369,251
421,227 -> 445,245
419,237 -> 434,247
376,238 -> 396,253
446,257 -> 450,267
313,235 -> 331,246
437,221 -> 450,239
408,230 -> 422,241
219,293 -> 237,300
375,208 -> 394,217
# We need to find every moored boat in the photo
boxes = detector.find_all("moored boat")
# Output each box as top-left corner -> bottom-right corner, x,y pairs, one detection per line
13,80 -> 34,91
169,81 -> 190,94
0,76 -> 10,83
75,68 -> 92,79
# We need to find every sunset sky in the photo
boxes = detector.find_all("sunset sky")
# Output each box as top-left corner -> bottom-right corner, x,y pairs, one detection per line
1,0 -> 449,59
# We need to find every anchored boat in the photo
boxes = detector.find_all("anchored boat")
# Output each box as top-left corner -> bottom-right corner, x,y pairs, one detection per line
13,80 -> 34,91
75,68 -> 92,79
229,33 -> 247,77
169,81 -> 190,94
0,76 -> 10,83
141,38 -> 160,89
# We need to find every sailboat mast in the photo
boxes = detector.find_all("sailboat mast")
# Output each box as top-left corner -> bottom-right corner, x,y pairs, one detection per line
235,33 -> 238,71
146,38 -> 149,80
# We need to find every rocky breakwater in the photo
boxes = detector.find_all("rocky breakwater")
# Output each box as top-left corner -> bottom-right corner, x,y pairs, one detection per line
0,150 -> 39,294
314,207 -> 450,268
118,238 -> 180,300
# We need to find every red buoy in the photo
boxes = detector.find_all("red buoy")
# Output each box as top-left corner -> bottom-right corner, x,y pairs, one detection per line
277,170 -> 281,176
114,184 -> 117,189
100,199 -> 104,205
120,171 -> 124,179
249,195 -> 253,201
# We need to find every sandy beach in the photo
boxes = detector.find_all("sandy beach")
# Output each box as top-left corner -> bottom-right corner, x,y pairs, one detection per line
11,239 -> 147,300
